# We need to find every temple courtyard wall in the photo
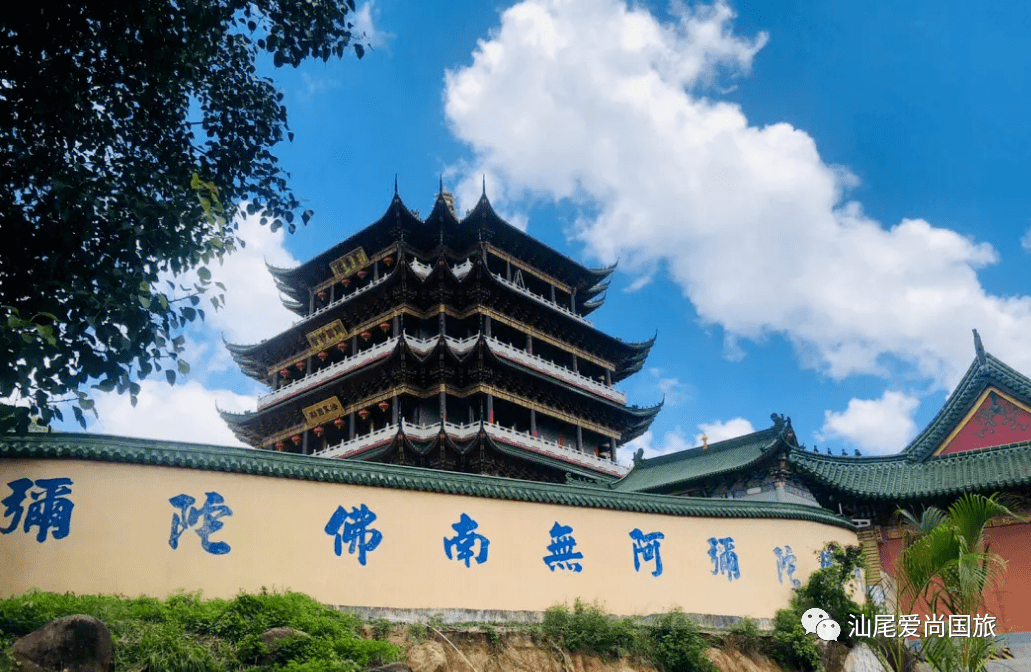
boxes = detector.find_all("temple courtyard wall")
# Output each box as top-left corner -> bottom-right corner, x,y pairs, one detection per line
0,436 -> 856,621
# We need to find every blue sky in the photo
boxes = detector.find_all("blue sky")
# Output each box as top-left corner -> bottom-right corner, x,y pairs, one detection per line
69,0 -> 1031,461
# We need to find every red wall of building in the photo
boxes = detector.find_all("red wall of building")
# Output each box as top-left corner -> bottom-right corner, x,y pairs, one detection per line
878,522 -> 1031,633
939,394 -> 1031,456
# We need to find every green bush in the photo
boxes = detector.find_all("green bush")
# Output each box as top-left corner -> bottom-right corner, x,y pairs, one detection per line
645,610 -> 716,672
791,543 -> 864,647
542,600 -> 639,659
771,608 -> 821,672
728,617 -> 763,656
0,589 -> 400,672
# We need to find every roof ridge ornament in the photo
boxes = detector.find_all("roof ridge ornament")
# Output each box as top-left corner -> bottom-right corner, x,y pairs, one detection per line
973,328 -> 987,367
394,174 -> 398,196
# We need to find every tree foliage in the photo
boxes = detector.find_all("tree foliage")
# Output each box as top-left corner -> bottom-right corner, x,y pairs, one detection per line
0,1 -> 364,431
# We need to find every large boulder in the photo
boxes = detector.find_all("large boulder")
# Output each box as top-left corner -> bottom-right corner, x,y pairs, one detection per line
844,644 -> 892,672
12,615 -> 114,672
258,627 -> 310,665
405,641 -> 447,672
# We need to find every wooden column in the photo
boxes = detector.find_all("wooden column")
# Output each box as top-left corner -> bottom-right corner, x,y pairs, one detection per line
271,371 -> 279,390
374,260 -> 379,281
526,333 -> 533,354
392,396 -> 399,424
392,316 -> 400,337
530,409 -> 537,437
571,353 -> 578,373
605,369 -> 611,386
305,355 -> 313,375
439,312 -> 446,337
309,291 -> 315,313
468,406 -> 475,423
570,287 -> 576,311
576,425 -> 583,452
330,283 -> 335,303
349,412 -> 356,440
506,258 -> 512,281
486,394 -> 494,424
439,391 -> 447,423
302,430 -> 309,456
484,315 -> 492,337
352,334 -> 358,353
550,284 -> 556,303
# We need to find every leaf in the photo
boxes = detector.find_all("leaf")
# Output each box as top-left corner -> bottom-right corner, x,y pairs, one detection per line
94,378 -> 117,392
165,370 -> 176,386
139,295 -> 152,309
177,360 -> 190,374
197,266 -> 212,281
78,397 -> 94,410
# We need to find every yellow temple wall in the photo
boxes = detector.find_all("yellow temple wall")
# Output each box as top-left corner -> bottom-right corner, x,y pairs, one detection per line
0,458 -> 857,619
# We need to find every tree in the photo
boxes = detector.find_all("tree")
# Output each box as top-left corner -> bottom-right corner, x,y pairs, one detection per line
0,1 -> 364,431
895,494 -> 1020,672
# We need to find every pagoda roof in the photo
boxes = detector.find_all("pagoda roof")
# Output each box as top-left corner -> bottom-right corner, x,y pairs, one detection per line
611,414 -> 794,493
0,432 -> 854,529
270,187 -> 617,311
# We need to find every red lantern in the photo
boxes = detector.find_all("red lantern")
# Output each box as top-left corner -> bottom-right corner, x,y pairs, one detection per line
317,351 -> 329,362
279,368 -> 290,378
291,435 -> 302,445
378,401 -> 389,412
333,417 -> 346,429
336,342 -> 348,352
317,290 -> 327,300
360,331 -> 372,341
295,361 -> 306,371
357,269 -> 367,279
379,322 -> 390,333
313,425 -> 325,437
274,441 -> 285,451
383,256 -> 394,266
358,409 -> 370,420
341,277 -> 351,287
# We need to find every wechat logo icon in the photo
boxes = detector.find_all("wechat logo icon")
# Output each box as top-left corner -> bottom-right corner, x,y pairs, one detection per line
801,608 -> 840,641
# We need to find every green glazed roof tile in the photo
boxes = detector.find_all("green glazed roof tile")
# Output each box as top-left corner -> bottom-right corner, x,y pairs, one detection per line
0,432 -> 852,529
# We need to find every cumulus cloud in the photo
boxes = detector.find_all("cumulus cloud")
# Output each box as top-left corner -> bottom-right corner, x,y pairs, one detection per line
355,1 -> 393,50
444,0 -> 1031,391
817,391 -> 920,455
694,417 -> 754,445
647,367 -> 693,406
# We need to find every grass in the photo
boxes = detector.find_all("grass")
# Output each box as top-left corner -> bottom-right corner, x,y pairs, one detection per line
0,590 -> 400,672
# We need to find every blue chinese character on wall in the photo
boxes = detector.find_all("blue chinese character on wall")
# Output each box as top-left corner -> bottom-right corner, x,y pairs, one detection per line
543,522 -> 583,572
630,528 -> 664,577
168,492 -> 232,555
819,549 -> 835,569
774,545 -> 801,588
324,504 -> 382,566
707,537 -> 740,581
1,477 -> 74,543
443,513 -> 489,567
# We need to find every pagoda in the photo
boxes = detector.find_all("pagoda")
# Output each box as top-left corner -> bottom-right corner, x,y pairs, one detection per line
220,182 -> 660,482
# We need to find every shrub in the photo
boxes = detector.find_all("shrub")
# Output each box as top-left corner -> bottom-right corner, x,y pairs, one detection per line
645,610 -> 716,672
771,608 -> 821,672
728,617 -> 763,656
542,600 -> 638,658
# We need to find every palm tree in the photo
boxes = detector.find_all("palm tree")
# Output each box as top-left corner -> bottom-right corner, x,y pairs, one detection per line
894,493 -> 1020,672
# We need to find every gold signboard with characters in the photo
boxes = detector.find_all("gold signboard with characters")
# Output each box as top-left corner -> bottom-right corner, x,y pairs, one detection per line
306,320 -> 347,350
303,396 -> 344,428
329,247 -> 369,278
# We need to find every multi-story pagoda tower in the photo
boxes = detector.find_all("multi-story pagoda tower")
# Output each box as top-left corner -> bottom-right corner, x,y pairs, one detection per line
220,183 -> 659,482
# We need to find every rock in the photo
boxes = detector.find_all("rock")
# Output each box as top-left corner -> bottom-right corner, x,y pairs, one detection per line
817,639 -> 851,672
259,626 -> 309,665
12,615 -> 114,672
406,641 -> 447,672
364,664 -> 413,672
844,644 -> 892,672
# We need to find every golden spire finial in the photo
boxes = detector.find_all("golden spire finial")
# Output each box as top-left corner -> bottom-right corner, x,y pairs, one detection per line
701,434 -> 709,450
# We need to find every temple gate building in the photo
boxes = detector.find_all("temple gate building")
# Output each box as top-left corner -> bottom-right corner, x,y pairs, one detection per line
220,183 -> 660,482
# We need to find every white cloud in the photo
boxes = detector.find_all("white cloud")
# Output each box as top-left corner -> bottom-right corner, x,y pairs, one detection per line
694,417 -> 754,445
444,0 -> 1031,391
647,367 -> 693,406
1021,226 -> 1031,254
354,1 -> 393,50
817,390 -> 920,455
87,378 -> 251,447
299,73 -> 341,101
174,209 -> 300,345
621,427 -> 693,464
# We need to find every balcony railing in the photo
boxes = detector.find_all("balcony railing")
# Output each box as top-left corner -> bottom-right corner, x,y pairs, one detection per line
492,273 -> 593,326
483,423 -> 627,476
293,272 -> 392,327
444,333 -> 480,355
314,423 -> 398,459
485,337 -> 625,404
409,258 -> 433,279
450,259 -> 473,279
311,418 -> 627,477
403,333 -> 439,356
259,337 -> 400,409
